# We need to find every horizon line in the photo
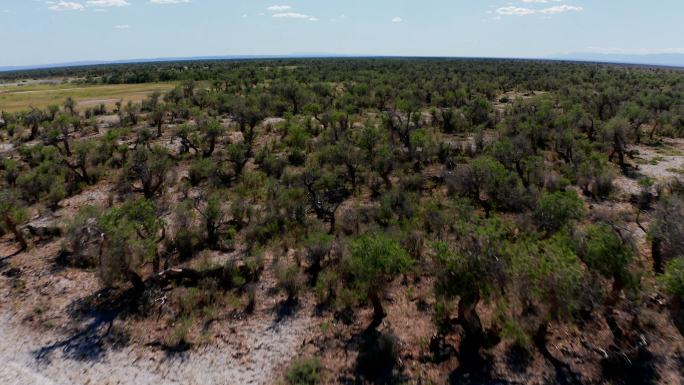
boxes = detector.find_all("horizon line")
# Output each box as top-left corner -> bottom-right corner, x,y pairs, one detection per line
3,53 -> 684,74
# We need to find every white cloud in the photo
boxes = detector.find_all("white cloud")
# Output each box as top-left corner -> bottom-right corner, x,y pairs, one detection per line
498,2 -> 581,16
94,8 -> 105,11
392,17 -> 402,22
540,5 -> 583,14
267,5 -> 291,11
273,12 -> 309,18
149,0 -> 191,3
497,7 -> 535,16
85,0 -> 130,6
114,24 -> 129,28
49,2 -> 84,11
257,13 -> 264,16
308,17 -> 317,21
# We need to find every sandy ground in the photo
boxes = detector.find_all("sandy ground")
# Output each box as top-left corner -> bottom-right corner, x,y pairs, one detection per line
614,138 -> 684,196
0,299 -> 312,385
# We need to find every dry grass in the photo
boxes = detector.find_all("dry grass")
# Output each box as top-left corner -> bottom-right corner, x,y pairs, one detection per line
0,83 -> 178,113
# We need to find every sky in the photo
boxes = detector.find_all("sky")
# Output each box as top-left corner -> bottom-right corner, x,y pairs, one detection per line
1,0 -> 683,67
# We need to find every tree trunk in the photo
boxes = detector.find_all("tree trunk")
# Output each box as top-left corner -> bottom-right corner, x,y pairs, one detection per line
671,295 -> 684,333
63,139 -> 72,157
649,122 -> 659,140
207,221 -> 217,246
346,163 -> 357,193
2,212 -> 27,250
587,117 -> 595,142
652,238 -> 663,274
514,161 -> 528,187
328,213 -> 336,235
204,139 -> 216,158
458,291 -> 483,343
368,288 -> 385,319
381,172 -> 392,189
152,255 -> 161,275
126,268 -> 146,298
30,124 -> 39,141
604,275 -> 625,341
609,147 -> 625,168
80,166 -> 90,185
534,322 -> 549,352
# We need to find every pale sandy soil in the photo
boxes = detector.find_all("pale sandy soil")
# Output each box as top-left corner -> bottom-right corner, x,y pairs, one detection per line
0,308 -> 312,385
614,138 -> 684,196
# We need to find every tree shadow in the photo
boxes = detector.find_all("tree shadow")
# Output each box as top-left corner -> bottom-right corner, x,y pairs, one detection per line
351,317 -> 408,385
505,344 -> 533,374
33,289 -> 131,362
601,347 -> 659,385
305,264 -> 322,288
0,248 -> 25,270
536,342 -> 584,385
272,298 -> 299,325
622,167 -> 645,180
448,347 -> 507,385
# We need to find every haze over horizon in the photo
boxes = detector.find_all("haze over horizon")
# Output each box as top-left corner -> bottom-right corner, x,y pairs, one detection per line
2,0 -> 684,67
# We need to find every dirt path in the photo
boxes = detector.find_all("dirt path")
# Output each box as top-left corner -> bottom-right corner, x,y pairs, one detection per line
78,99 -> 119,105
0,87 -> 90,95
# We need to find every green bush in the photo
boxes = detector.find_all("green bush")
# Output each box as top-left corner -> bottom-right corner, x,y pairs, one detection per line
661,257 -> 684,297
305,232 -> 333,270
348,234 -> 412,317
534,190 -> 585,234
275,260 -> 302,301
285,357 -> 324,385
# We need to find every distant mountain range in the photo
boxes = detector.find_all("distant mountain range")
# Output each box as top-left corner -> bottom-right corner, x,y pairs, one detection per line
3,53 -> 684,73
546,53 -> 684,68
0,53 -> 362,73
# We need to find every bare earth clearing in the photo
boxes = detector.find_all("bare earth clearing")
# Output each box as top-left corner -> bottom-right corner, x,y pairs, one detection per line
0,243 -> 314,385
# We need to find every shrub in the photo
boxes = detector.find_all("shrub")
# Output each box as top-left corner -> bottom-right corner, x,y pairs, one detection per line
314,269 -> 339,305
304,232 -> 333,271
534,190 -> 585,234
285,357 -> 324,385
170,201 -> 200,258
97,199 -> 166,292
592,170 -> 615,198
660,257 -> 684,298
275,260 -> 302,301
187,158 -> 213,186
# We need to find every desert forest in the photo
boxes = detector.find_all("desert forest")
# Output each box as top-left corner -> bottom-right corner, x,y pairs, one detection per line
2,58 -> 684,384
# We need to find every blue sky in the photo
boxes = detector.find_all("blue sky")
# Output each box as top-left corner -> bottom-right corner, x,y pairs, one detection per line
1,0 -> 683,66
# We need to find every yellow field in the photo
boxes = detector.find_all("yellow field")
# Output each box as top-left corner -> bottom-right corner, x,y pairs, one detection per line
0,82 -> 178,113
